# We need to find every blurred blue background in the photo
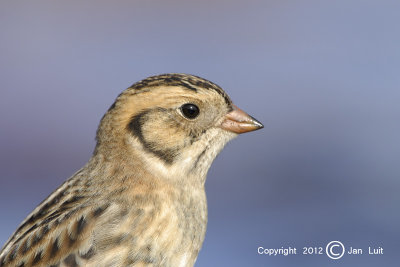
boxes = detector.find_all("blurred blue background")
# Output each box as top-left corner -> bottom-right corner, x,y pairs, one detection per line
0,1 -> 399,266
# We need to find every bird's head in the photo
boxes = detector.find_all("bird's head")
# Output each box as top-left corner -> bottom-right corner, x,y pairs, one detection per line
95,74 -> 263,184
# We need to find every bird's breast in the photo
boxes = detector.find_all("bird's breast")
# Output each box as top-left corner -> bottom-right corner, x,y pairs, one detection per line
154,186 -> 208,266
94,185 -> 208,266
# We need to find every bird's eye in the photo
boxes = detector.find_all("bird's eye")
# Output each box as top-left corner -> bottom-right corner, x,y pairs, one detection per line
181,103 -> 200,119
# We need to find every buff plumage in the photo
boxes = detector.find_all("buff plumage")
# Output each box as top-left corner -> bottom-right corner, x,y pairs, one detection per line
0,74 -> 263,267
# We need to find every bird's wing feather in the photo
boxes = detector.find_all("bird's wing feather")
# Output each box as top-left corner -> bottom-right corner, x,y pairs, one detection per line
0,193 -> 138,267
0,179 -> 154,267
0,174 -> 98,266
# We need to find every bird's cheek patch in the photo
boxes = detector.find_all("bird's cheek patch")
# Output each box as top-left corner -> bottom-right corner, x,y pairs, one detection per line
128,109 -> 187,164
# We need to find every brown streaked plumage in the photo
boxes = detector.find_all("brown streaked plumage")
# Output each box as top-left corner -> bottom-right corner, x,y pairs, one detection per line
0,73 -> 263,267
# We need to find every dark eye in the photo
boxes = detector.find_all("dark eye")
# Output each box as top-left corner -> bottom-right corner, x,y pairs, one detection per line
181,103 -> 200,119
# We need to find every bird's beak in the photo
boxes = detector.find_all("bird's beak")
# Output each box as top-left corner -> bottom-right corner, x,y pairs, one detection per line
219,104 -> 264,134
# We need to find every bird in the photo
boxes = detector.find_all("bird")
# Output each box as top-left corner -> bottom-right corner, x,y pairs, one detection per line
0,73 -> 263,267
